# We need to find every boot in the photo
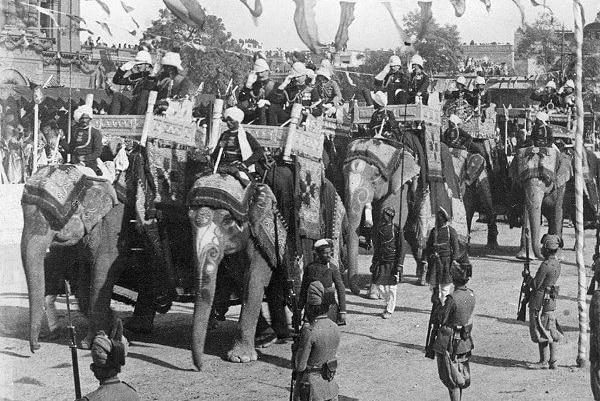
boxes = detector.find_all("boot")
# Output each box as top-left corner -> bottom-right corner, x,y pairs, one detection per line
367,283 -> 380,300
396,264 -> 404,283
419,262 -> 427,286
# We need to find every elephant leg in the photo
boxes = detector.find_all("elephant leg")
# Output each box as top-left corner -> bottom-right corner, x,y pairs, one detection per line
516,209 -> 530,260
21,205 -> 57,352
264,270 -> 289,340
464,187 -> 475,247
81,204 -> 125,349
227,241 -> 272,364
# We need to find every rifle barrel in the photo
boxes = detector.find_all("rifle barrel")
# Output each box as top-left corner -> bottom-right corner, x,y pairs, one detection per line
65,280 -> 81,399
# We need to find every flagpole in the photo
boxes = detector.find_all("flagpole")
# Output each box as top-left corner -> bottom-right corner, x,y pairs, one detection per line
67,0 -> 73,163
33,103 -> 39,173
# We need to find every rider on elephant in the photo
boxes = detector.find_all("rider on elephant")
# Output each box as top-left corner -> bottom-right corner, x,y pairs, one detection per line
211,106 -> 265,185
238,58 -> 275,125
69,105 -> 103,173
314,67 -> 342,118
530,80 -> 561,111
299,239 -> 347,326
442,114 -> 473,151
367,91 -> 399,137
525,111 -> 554,149
373,55 -> 410,105
110,49 -> 154,115
408,54 -> 429,105
466,76 -> 491,122
445,76 -> 469,101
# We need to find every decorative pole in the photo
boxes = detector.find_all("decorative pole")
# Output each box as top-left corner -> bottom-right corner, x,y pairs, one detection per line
572,0 -> 587,368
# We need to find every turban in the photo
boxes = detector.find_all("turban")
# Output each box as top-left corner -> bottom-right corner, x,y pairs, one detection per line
223,107 -> 245,123
450,263 -> 471,282
371,91 -> 388,108
253,58 -> 270,73
536,111 -> 549,124
73,105 -> 93,122
313,238 -> 333,251
541,234 -> 560,251
307,281 -> 325,306
449,114 -> 462,125
91,331 -> 126,368
316,67 -> 331,80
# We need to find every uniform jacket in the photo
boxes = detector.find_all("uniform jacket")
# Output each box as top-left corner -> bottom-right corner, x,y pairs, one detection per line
530,90 -> 561,109
443,127 -> 473,151
299,261 -> 346,313
77,377 -> 140,401
315,80 -> 342,106
145,73 -> 193,101
433,286 -> 476,355
409,71 -> 430,104
527,122 -> 554,148
424,225 -> 459,261
466,89 -> 490,110
294,315 -> 341,401
69,126 -> 103,168
211,128 -> 264,168
367,109 -> 399,136
238,79 -> 276,111
374,71 -> 410,105
269,83 -> 321,112
529,255 -> 561,312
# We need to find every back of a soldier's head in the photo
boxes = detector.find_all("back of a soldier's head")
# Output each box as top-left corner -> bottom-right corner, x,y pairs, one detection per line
90,331 -> 127,380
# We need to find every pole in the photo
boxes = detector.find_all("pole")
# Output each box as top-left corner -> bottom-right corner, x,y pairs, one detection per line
572,0 -> 587,368
33,103 -> 39,173
65,280 -> 82,399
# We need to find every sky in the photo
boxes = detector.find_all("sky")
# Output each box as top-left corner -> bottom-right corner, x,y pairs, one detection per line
80,0 -> 600,50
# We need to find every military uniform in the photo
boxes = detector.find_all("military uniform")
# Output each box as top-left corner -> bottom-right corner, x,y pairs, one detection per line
367,109 -> 399,137
268,83 -> 321,125
77,378 -> 140,401
433,285 -> 476,399
299,261 -> 346,322
442,127 -> 472,151
529,255 -> 563,344
526,121 -> 554,148
424,224 -> 460,302
69,126 -> 103,170
530,90 -> 561,110
315,80 -> 343,107
590,277 -> 600,399
374,70 -> 410,105
211,128 -> 264,169
409,71 -> 430,105
371,214 -> 400,315
238,79 -> 276,125
294,315 -> 341,401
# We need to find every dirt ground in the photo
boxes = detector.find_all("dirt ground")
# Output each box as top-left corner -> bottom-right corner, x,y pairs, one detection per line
0,219 -> 597,401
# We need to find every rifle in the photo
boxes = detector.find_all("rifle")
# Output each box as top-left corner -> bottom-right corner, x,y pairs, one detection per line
65,280 -> 81,399
517,228 -> 532,322
425,286 -> 441,359
286,278 -> 302,401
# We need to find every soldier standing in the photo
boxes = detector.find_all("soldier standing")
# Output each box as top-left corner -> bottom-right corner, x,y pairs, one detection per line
110,50 -> 154,115
77,331 -> 140,401
530,80 -> 561,110
293,281 -> 341,401
445,76 -> 469,101
238,58 -> 275,125
299,239 -> 347,326
69,105 -> 103,172
314,67 -> 343,117
466,76 -> 491,122
374,55 -> 409,105
528,234 -> 563,369
432,263 -> 475,401
408,54 -> 429,105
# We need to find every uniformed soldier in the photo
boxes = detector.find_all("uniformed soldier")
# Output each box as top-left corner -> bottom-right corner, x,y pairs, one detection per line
147,51 -> 193,111
268,62 -> 321,125
558,79 -> 576,110
528,234 -> 563,370
432,263 -> 475,401
77,331 -> 140,401
589,258 -> 600,399
530,80 -> 561,111
442,114 -> 473,151
423,206 -> 460,301
374,55 -> 410,105
293,281 -> 341,401
314,67 -> 342,117
299,239 -> 347,326
110,50 -> 153,115
367,91 -> 399,138
445,76 -> 469,101
525,111 -> 554,148
408,54 -> 430,105
69,105 -> 103,172
238,58 -> 275,125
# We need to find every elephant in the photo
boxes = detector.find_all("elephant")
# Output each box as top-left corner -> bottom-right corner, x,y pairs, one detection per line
343,137 -> 421,294
21,164 -> 126,352
510,146 -> 573,260
186,171 -> 346,370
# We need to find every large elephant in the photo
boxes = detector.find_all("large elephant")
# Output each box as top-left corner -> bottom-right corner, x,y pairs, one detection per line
21,164 -> 125,352
186,172 -> 346,370
511,146 -> 573,260
343,138 -> 421,294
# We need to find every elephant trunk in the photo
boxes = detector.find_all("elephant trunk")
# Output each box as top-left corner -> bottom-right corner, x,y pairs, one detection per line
345,187 -> 373,296
526,180 -> 545,260
191,224 -> 222,371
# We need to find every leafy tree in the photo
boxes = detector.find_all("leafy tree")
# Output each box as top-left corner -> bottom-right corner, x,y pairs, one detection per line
514,14 -> 563,71
144,8 -> 252,95
402,10 -> 463,74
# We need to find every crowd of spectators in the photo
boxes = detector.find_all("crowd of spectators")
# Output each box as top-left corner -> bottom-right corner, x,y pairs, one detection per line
460,57 -> 510,76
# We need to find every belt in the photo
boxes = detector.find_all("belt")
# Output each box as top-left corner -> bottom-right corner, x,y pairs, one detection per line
304,365 -> 322,374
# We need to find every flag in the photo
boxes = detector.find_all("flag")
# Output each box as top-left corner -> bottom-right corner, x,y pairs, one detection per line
382,2 -> 410,47
129,30 -> 137,37
130,15 -> 140,29
334,1 -> 355,52
66,14 -> 86,25
239,0 -> 263,18
77,27 -> 95,35
293,0 -> 322,54
510,0 -> 526,26
479,0 -> 491,12
121,0 -> 135,13
90,0 -> 111,17
417,0 -> 432,40
530,0 -> 552,14
96,21 -> 113,37
24,4 -> 58,25
163,0 -> 206,28
449,0 -> 466,17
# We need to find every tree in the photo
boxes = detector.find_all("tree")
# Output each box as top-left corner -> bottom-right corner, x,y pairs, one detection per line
514,14 -> 563,71
402,10 -> 463,74
144,8 -> 252,95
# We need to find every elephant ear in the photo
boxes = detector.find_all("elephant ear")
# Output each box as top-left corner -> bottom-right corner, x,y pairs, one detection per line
556,153 -> 573,189
390,154 -> 420,194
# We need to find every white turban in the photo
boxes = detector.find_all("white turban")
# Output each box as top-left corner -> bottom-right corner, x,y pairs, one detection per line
74,105 -> 93,122
449,114 -> 462,125
371,91 -> 388,108
223,106 -> 244,123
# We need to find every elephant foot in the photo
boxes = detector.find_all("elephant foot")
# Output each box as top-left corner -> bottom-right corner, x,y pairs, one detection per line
349,275 -> 361,296
515,250 -> 530,261
485,241 -> 499,250
124,315 -> 154,335
79,331 -> 94,350
40,328 -> 62,342
227,342 -> 258,364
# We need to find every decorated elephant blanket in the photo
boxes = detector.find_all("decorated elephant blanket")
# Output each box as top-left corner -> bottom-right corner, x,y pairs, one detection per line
187,174 -> 249,222
515,146 -> 557,185
22,165 -> 92,229
345,138 -> 403,181
296,158 -> 323,240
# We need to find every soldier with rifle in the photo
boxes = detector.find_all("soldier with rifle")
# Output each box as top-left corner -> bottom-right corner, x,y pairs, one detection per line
516,229 -> 532,323
291,281 -> 341,401
527,234 -> 564,370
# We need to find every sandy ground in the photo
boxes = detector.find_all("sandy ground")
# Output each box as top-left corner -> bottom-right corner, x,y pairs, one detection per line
0,219 -> 597,401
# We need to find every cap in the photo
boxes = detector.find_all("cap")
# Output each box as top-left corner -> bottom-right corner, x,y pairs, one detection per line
542,234 -> 560,250
289,62 -> 307,78
474,76 -> 486,85
161,51 -> 183,72
371,90 -> 388,107
449,114 -> 461,125
536,111 -> 549,123
307,281 -> 325,306
314,238 -> 333,250
410,54 -> 424,68
545,80 -> 557,89
223,107 -> 245,123
253,58 -> 270,73
315,67 -> 331,80
73,105 -> 93,122
134,50 -> 152,65
456,76 -> 467,86
389,55 -> 402,67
